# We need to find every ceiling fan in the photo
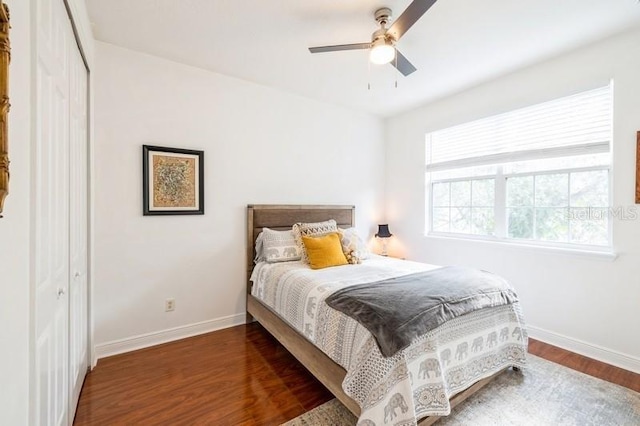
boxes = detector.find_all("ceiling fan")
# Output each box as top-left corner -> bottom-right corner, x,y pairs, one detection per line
308,0 -> 438,76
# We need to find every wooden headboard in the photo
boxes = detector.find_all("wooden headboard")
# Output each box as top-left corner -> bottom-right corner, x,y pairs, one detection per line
246,204 -> 355,290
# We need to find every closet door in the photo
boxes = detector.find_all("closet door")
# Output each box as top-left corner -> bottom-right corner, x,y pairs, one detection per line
68,38 -> 89,416
34,0 -> 73,424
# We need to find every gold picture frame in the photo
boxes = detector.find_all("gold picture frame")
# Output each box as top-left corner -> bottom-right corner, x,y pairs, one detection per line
0,3 -> 9,218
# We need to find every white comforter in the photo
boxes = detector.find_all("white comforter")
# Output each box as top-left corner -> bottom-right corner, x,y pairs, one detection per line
250,256 -> 527,425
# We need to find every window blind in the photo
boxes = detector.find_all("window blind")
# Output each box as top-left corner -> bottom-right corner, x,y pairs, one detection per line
426,85 -> 612,172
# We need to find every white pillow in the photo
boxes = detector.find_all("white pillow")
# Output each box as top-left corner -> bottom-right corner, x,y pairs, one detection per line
254,232 -> 265,263
338,227 -> 370,263
292,219 -> 338,263
261,228 -> 302,263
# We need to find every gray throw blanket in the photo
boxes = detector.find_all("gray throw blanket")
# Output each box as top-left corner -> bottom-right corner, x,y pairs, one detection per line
325,266 -> 518,357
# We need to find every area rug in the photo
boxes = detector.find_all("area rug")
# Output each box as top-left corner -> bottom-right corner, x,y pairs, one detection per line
281,355 -> 640,425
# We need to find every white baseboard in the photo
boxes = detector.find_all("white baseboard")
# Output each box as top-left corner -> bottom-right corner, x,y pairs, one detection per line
91,318 -> 640,375
93,313 -> 247,362
527,325 -> 640,374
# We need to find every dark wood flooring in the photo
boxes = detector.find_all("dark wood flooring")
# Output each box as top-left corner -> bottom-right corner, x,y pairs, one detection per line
74,323 -> 639,425
527,338 -> 640,393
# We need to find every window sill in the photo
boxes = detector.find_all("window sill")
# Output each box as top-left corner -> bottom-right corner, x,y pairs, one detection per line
425,233 -> 618,261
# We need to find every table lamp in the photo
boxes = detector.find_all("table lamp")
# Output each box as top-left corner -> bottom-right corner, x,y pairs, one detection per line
375,224 -> 393,256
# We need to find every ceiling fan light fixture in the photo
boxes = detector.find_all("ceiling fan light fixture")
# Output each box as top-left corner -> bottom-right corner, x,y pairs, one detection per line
308,1 -> 433,76
369,38 -> 395,65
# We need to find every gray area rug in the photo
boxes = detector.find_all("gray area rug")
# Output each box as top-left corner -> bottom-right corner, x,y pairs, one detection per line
282,355 -> 640,426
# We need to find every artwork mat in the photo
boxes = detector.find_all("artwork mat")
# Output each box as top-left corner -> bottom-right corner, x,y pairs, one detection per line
148,151 -> 199,211
142,145 -> 205,216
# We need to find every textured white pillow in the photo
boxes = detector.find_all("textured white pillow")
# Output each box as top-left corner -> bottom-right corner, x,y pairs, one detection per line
261,228 -> 301,263
292,219 -> 338,263
338,227 -> 370,263
254,231 -> 265,263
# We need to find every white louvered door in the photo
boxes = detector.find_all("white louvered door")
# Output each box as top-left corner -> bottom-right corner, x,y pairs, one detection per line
35,0 -> 89,424
68,31 -> 89,417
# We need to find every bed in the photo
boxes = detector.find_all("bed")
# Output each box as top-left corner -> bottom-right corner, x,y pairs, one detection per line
246,204 -> 527,425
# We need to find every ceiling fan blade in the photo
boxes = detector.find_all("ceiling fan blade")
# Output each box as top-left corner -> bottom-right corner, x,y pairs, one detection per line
388,0 -> 438,41
309,42 -> 371,54
392,50 -> 417,76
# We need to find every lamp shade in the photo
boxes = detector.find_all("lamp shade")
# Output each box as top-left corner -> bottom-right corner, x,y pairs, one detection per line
375,224 -> 393,238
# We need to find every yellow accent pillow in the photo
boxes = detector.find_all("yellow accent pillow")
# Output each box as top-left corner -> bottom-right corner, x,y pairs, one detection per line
301,232 -> 349,270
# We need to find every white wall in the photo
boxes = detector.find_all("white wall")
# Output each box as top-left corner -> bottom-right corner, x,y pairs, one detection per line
93,42 -> 385,356
0,1 -> 32,423
386,27 -> 640,372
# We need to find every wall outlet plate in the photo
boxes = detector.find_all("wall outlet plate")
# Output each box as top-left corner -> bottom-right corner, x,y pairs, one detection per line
165,298 -> 175,312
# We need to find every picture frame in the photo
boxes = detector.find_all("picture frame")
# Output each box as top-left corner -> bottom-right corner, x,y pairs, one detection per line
636,131 -> 640,204
0,3 -> 10,218
142,145 -> 205,216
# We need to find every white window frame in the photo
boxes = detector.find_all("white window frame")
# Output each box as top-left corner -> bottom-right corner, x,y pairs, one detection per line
427,163 -> 613,252
429,173 -> 498,236
425,85 -> 614,254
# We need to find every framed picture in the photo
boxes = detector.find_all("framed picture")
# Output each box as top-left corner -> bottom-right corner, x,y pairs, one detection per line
636,131 -> 640,204
142,145 -> 204,215
0,3 -> 10,218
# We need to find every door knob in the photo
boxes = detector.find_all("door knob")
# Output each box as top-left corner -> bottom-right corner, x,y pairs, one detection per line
57,288 -> 66,298
74,272 -> 80,278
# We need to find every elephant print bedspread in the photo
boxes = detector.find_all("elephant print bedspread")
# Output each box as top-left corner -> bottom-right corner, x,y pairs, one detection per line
251,256 -> 528,425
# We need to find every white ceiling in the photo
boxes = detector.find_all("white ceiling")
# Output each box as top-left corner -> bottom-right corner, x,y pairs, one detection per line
86,0 -> 640,117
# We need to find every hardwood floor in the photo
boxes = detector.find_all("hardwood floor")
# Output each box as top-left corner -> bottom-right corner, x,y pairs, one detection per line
74,324 -> 333,425
74,324 -> 639,425
528,338 -> 640,393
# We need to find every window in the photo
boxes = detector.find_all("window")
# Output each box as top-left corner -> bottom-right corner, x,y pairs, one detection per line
426,85 -> 612,249
432,178 -> 495,236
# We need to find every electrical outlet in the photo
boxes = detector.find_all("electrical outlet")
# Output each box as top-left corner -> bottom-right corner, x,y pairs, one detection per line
165,298 -> 175,312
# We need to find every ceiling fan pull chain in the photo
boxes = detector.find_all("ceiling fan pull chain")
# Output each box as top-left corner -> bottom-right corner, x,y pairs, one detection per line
368,57 -> 371,90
